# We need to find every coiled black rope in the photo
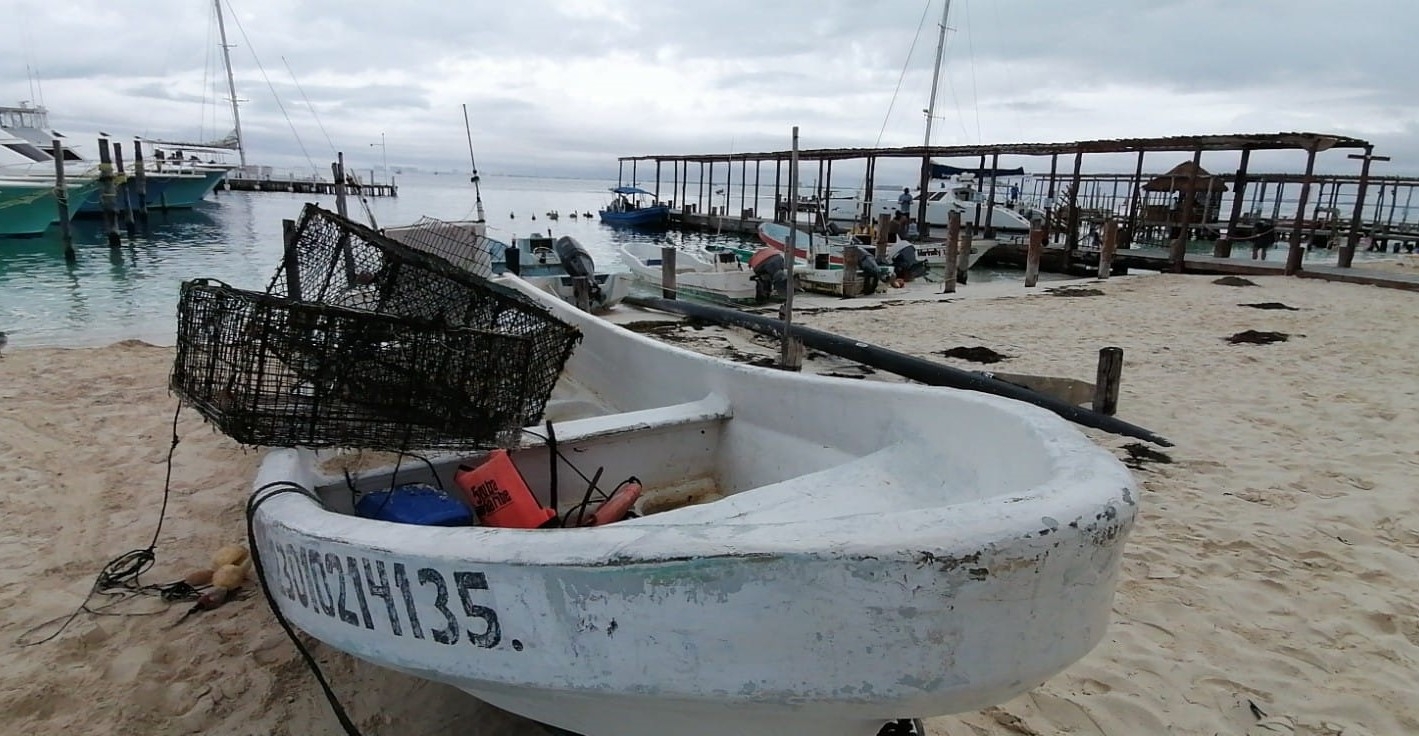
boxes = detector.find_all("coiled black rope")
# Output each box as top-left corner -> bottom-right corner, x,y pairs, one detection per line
16,402 -> 199,647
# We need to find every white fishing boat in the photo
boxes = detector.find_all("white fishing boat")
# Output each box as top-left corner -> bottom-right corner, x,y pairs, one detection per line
826,177 -> 1036,234
503,233 -> 633,311
618,241 -> 760,304
383,219 -> 631,312
247,274 -> 1138,736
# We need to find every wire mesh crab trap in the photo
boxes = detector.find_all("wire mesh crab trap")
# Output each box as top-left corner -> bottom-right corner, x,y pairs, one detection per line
171,204 -> 581,450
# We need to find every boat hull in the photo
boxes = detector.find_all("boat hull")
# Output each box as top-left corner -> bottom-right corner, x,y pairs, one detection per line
619,244 -> 760,304
250,276 -> 1137,736
76,168 -> 226,214
598,205 -> 670,226
0,178 -> 96,237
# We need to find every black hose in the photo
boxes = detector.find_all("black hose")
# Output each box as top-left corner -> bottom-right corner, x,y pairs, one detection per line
624,296 -> 1172,447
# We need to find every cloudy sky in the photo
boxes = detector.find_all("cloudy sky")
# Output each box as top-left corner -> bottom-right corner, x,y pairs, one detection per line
3,0 -> 1416,181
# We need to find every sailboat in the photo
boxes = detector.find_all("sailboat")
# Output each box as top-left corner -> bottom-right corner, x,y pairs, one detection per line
830,1 -> 1033,235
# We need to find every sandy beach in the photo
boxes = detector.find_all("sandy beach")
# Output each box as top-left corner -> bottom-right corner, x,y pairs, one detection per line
2,272 -> 1417,735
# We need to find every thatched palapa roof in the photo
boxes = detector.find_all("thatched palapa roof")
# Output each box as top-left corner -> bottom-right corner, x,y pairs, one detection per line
1143,161 -> 1229,193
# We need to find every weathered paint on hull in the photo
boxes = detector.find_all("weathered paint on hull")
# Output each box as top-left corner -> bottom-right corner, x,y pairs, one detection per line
251,275 -> 1137,736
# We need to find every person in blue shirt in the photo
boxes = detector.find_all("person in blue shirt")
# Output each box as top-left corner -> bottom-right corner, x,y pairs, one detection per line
897,187 -> 912,213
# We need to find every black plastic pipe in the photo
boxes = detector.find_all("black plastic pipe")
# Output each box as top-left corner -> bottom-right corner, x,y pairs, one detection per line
624,295 -> 1172,447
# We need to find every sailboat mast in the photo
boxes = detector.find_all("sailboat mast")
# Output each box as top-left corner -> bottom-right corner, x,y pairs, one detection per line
922,0 -> 951,151
916,0 -> 951,233
213,0 -> 247,169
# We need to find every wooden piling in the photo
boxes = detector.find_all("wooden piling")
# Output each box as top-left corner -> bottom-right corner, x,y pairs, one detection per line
875,213 -> 891,260
333,152 -> 349,219
1043,154 -> 1059,245
1169,147 -> 1203,273
132,140 -> 148,225
1098,218 -> 1119,279
1093,347 -> 1124,416
96,139 -> 121,249
982,152 -> 999,238
52,140 -> 75,263
1063,150 -> 1084,266
942,211 -> 961,294
661,245 -> 677,300
572,276 -> 592,312
282,219 -> 302,300
1339,147 -> 1386,268
114,142 -> 136,238
1024,225 -> 1043,287
956,230 -> 972,285
841,242 -> 861,298
1216,148 -> 1250,258
1284,147 -> 1318,276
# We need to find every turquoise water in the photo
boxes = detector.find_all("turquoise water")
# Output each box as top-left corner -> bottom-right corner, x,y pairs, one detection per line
0,174 -> 758,348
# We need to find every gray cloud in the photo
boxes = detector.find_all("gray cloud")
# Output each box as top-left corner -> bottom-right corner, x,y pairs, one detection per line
2,0 -> 1415,179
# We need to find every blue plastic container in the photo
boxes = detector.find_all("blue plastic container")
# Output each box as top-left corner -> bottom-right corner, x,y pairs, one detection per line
355,483 -> 477,526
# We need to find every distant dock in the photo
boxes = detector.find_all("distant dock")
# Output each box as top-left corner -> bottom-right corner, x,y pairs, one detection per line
223,176 -> 398,197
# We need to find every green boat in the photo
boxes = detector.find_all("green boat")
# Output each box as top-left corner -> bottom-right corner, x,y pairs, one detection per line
0,177 -> 97,238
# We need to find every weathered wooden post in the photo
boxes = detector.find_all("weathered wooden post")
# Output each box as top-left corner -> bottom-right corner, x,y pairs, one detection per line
1093,347 -> 1124,416
282,218 -> 302,300
52,140 -> 75,263
1043,153 -> 1059,245
1098,218 -> 1119,279
572,276 -> 591,312
780,126 -> 803,372
1169,147 -> 1204,273
875,213 -> 891,260
1024,224 -> 1043,287
132,140 -> 149,225
96,139 -> 121,249
942,210 -> 961,294
983,151 -> 1000,238
333,152 -> 349,219
841,243 -> 861,298
1063,150 -> 1084,269
956,229 -> 972,285
114,142 -> 136,238
1215,148 -> 1251,258
1284,146 -> 1319,276
1339,147 -> 1387,268
661,245 -> 677,300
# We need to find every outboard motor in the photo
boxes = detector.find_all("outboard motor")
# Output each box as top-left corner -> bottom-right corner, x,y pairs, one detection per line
891,243 -> 929,281
852,246 -> 881,295
749,248 -> 788,303
554,236 -> 602,302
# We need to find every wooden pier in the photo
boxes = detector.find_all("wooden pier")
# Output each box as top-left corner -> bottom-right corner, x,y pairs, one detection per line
223,176 -> 398,197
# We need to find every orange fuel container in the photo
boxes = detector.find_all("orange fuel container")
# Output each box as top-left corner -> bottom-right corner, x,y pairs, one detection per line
454,450 -> 556,529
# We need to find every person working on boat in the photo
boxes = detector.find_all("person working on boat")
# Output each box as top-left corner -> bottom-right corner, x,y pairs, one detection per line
898,187 -> 913,214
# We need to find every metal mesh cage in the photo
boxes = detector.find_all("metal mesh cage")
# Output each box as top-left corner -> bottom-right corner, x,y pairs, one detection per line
382,217 -> 498,280
171,204 -> 581,450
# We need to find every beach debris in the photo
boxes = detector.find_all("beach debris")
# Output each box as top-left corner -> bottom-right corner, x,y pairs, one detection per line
1046,286 -> 1104,297
212,563 -> 249,591
212,544 -> 249,569
1240,302 -> 1299,311
184,568 -> 215,587
1213,276 -> 1258,287
937,346 -> 1010,364
1227,330 -> 1290,345
1121,442 -> 1173,470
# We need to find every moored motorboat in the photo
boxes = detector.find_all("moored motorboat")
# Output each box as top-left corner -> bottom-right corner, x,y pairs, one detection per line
0,175 -> 99,237
383,218 -> 631,312
598,185 -> 670,227
247,273 -> 1138,736
618,241 -> 760,304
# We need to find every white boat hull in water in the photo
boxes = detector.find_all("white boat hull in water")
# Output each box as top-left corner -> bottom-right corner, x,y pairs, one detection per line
250,275 -> 1137,736
619,242 -> 760,304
